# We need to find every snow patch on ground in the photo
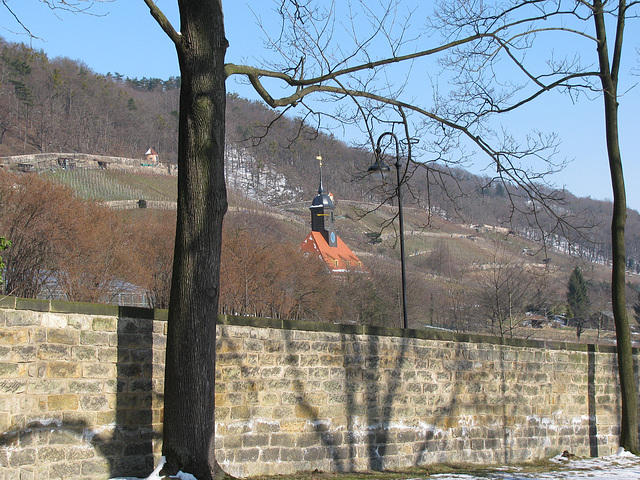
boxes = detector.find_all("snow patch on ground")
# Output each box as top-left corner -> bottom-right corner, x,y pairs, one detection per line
111,456 -> 197,480
111,450 -> 640,480
430,449 -> 640,479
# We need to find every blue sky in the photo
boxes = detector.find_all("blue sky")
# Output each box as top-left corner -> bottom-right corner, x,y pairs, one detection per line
2,0 -> 640,212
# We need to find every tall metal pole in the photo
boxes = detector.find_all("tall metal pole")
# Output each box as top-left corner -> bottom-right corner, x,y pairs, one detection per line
372,132 -> 408,329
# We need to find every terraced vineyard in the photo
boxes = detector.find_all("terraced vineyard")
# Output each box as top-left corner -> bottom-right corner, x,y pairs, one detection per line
43,169 -> 177,202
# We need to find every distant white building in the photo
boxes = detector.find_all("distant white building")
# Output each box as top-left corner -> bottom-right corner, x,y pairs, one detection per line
144,148 -> 159,165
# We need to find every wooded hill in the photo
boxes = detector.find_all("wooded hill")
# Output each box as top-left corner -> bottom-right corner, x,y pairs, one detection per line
1,36 -> 638,273
1,37 -> 639,343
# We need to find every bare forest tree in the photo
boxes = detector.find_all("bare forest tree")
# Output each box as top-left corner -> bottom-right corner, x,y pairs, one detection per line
475,240 -> 550,338
133,211 -> 177,310
219,212 -> 339,321
0,170 -> 136,302
0,36 -> 179,160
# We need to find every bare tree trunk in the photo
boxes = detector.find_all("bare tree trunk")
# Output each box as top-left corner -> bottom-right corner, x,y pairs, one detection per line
593,0 -> 639,454
160,0 -> 230,478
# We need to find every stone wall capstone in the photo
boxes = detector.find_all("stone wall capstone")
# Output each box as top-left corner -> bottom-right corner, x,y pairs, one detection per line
0,296 -> 633,479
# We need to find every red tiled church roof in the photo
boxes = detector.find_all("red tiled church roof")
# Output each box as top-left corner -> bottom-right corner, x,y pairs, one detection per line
301,231 -> 369,274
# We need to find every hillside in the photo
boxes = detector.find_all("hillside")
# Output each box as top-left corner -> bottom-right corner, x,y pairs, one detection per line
1,36 -> 640,343
1,36 -> 638,275
4,158 -> 639,340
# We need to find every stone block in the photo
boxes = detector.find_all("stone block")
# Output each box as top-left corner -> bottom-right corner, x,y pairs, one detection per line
309,367 -> 330,380
39,446 -> 66,462
92,317 -> 117,332
263,340 -> 284,353
47,362 -> 81,378
72,346 -> 97,361
243,338 -> 264,352
67,445 -> 96,461
272,405 -> 295,419
79,395 -> 109,411
47,394 -> 79,411
214,407 -> 230,421
0,363 -> 21,377
97,347 -> 118,363
8,448 -> 36,467
6,311 -> 41,327
10,346 -> 35,364
27,379 -> 65,395
68,380 -> 103,394
79,331 -> 109,346
242,433 -> 269,448
49,462 -> 81,479
0,380 -> 26,396
30,327 -> 47,344
260,366 -> 283,378
279,447 -> 303,462
230,405 -> 250,420
41,312 -> 73,328
96,410 -> 117,425
222,434 -> 242,449
38,344 -> 70,361
0,345 -> 10,362
259,447 -> 281,463
47,328 -> 80,345
0,330 -> 28,346
222,366 -> 242,380
83,363 -> 115,378
281,392 -> 302,405
296,432 -> 320,448
235,447 -> 259,463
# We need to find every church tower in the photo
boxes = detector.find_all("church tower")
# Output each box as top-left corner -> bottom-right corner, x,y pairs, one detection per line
301,155 -> 368,274
310,155 -> 337,247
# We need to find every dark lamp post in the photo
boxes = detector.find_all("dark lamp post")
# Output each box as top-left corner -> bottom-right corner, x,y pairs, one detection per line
368,132 -> 408,329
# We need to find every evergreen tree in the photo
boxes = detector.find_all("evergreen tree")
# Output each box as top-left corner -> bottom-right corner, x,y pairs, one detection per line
567,266 -> 590,319
0,237 -> 9,291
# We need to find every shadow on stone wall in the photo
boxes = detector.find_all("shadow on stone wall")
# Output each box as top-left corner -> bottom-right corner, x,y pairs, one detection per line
415,341 -> 469,465
101,306 -> 159,477
588,344 -> 598,458
283,328 -> 426,472
0,306 -> 159,479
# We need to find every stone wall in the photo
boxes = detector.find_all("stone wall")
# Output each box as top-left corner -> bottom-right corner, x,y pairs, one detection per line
0,297 -> 634,479
0,153 -> 174,176
0,297 -> 166,480
214,319 -> 624,477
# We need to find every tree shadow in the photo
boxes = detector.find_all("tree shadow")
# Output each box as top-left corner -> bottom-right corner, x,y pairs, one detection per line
0,305 -> 160,479
282,325 -> 412,472
361,329 -> 409,471
587,344 -> 598,458
414,339 -> 473,466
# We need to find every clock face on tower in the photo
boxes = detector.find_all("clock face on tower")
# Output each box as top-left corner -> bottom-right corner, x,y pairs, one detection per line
330,231 -> 336,246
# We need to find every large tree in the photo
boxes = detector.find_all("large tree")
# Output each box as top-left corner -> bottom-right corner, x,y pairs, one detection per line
140,1 -> 228,478
424,0 -> 638,453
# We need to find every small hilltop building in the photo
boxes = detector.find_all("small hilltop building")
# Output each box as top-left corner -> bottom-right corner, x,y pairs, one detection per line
300,156 -> 368,274
144,148 -> 159,165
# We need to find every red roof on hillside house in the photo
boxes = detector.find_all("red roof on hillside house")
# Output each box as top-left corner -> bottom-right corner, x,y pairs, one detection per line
301,154 -> 369,274
301,231 -> 369,274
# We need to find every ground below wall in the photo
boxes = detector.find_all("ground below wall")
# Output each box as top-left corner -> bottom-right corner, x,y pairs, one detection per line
0,297 -> 634,479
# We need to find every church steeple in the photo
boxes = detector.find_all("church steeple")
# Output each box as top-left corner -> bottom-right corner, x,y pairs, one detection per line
310,154 -> 337,247
318,154 -> 325,195
301,154 -> 369,274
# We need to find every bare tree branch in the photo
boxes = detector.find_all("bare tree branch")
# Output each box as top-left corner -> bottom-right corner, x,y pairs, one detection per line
142,0 -> 182,46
